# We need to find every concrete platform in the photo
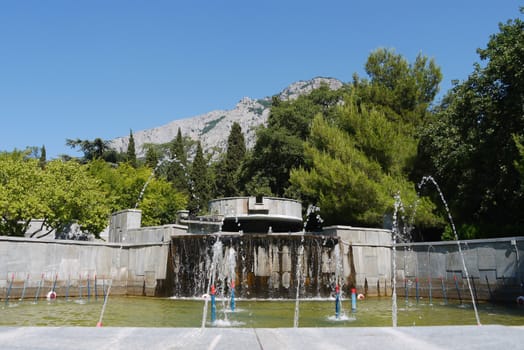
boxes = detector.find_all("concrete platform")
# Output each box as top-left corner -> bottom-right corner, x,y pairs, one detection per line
1,325 -> 523,350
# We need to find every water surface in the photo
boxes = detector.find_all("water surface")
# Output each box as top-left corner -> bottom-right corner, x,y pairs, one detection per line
1,297 -> 523,327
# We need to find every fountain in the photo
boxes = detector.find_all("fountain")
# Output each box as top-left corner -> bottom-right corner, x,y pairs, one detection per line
418,176 -> 481,325
391,177 -> 482,326
3,192 -> 523,329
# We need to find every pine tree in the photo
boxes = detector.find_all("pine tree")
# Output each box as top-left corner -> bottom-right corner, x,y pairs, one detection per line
167,128 -> 188,192
188,142 -> 210,215
39,145 -> 46,169
215,122 -> 246,197
127,130 -> 137,167
144,145 -> 159,169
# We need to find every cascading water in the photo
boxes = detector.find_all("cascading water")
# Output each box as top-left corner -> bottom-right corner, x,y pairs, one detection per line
201,237 -> 223,328
226,246 -> 237,312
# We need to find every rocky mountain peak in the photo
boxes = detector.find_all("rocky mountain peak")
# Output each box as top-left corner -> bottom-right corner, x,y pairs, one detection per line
109,77 -> 343,159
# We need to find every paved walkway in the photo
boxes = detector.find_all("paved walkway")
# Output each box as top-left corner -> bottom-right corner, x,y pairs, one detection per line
1,325 -> 523,350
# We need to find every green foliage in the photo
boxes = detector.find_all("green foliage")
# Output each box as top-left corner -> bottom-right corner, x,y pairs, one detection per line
289,99 -> 442,229
243,84 -> 346,197
417,10 -> 524,236
39,145 -> 46,169
336,93 -> 417,175
214,122 -> 246,197
248,99 -> 271,116
187,142 -> 211,215
441,223 -> 478,241
42,160 -> 111,236
144,144 -> 160,169
0,152 -> 111,238
166,128 -> 189,192
127,130 -> 137,168
202,116 -> 226,135
353,48 -> 442,131
66,137 -> 124,163
87,160 -> 187,227
0,152 -> 47,236
515,134 -> 524,190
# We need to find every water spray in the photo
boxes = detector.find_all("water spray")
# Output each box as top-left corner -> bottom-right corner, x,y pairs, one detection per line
230,280 -> 235,312
335,284 -> 341,319
96,280 -> 112,327
52,273 -> 58,293
20,273 -> 29,302
485,275 -> 493,300
419,176 -> 481,325
415,278 -> 420,304
440,276 -> 448,304
453,275 -> 462,304
65,275 -> 70,301
293,243 -> 304,328
78,274 -> 83,301
428,277 -> 433,305
34,273 -> 44,303
94,274 -> 98,301
87,273 -> 91,301
5,273 -> 14,306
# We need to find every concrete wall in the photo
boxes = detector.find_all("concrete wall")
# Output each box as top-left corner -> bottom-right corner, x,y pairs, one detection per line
395,237 -> 524,302
108,209 -> 142,243
0,236 -> 169,300
208,197 -> 302,220
319,226 -> 524,302
323,226 -> 393,296
3,207 -> 523,302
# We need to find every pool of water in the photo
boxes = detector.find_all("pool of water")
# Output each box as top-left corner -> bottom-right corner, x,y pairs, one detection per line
1,296 -> 523,327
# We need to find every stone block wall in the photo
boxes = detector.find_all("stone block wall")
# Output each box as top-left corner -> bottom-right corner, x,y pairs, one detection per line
0,236 -> 169,301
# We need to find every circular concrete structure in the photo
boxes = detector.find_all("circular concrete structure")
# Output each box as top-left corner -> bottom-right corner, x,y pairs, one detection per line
208,196 -> 303,233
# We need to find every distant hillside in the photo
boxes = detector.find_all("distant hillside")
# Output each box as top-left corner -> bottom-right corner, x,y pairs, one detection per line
109,77 -> 343,159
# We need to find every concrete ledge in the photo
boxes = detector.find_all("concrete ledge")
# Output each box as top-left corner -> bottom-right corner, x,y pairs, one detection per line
0,325 -> 523,350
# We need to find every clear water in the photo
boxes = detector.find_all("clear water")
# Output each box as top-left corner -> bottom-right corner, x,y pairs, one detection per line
1,297 -> 523,327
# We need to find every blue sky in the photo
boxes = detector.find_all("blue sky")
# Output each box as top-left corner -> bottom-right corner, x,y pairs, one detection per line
0,1 -> 520,158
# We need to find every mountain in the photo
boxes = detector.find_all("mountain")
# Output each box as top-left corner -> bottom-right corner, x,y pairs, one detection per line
109,77 -> 343,159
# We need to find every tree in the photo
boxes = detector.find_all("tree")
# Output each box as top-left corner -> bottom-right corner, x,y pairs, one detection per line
66,137 -> 122,163
242,85 -> 346,196
41,160 -> 111,238
289,96 -> 441,230
127,130 -> 137,168
88,160 -> 187,226
515,135 -> 524,188
0,152 -> 47,236
0,152 -> 112,238
144,144 -> 160,169
39,145 -> 46,169
166,128 -> 189,192
187,142 -> 211,215
215,122 -> 246,197
417,10 -> 524,237
353,48 -> 442,132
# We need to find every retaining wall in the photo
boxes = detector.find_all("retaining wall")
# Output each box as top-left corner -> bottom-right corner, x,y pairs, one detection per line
2,219 -> 522,303
0,236 -> 169,300
395,237 -> 524,303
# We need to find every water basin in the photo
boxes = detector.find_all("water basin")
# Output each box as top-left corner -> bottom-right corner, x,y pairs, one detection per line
1,296 -> 523,327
